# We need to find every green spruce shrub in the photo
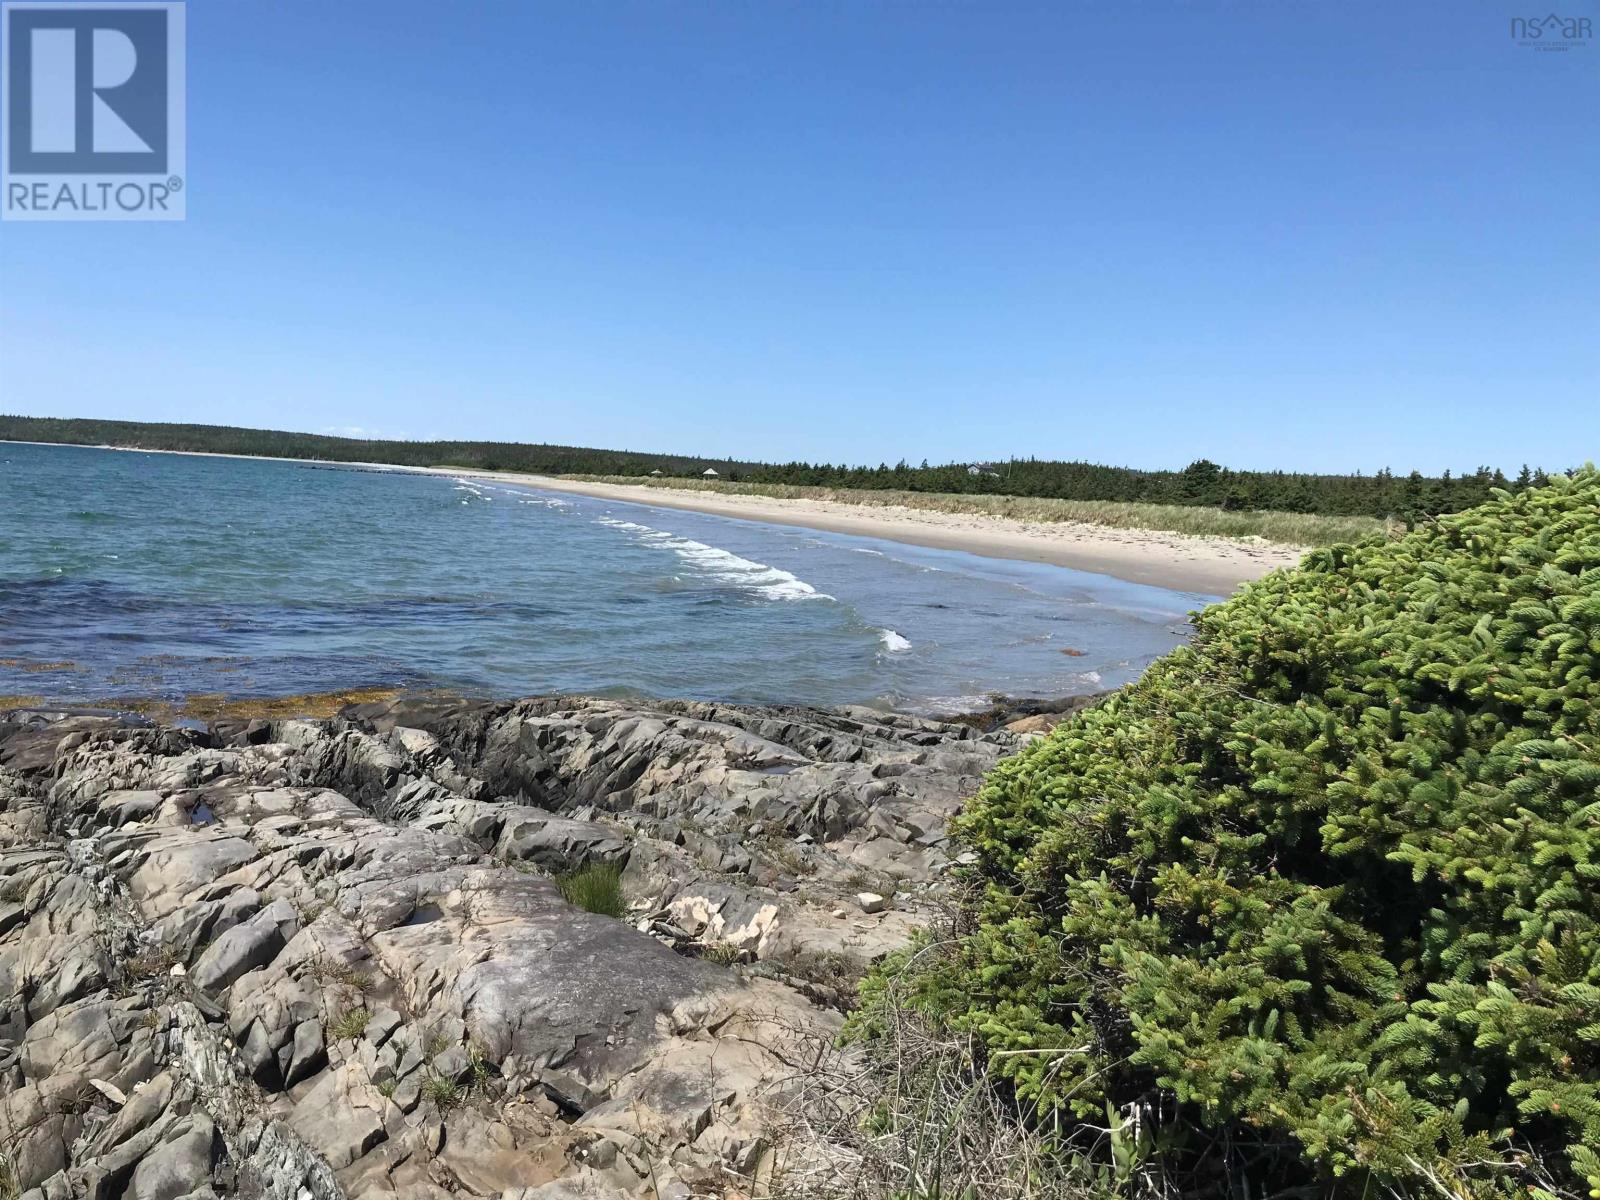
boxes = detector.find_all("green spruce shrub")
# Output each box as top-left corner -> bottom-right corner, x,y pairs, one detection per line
869,469 -> 1600,1196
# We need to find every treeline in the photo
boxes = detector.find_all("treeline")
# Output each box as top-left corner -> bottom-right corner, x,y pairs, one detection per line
1,414 -> 1556,522
0,415 -> 760,478
738,456 -> 1555,522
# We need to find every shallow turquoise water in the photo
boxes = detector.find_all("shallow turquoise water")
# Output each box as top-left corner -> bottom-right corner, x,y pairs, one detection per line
0,442 -> 1215,711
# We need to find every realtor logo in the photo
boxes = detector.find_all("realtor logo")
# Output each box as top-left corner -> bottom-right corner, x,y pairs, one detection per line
2,2 -> 185,220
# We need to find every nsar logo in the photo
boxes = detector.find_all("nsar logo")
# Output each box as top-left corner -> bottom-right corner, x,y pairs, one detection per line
2,2 -> 185,221
1510,12 -> 1593,50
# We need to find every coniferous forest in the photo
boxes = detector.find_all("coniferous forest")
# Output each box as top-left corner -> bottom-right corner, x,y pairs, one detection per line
0,414 -> 1561,523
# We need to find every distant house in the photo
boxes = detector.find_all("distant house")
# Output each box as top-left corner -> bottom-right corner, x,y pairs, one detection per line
967,463 -> 1002,478
702,468 -> 720,478
966,464 -> 981,476
649,469 -> 663,476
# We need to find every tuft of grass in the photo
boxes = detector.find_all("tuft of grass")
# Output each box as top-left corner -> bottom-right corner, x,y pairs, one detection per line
467,1043 -> 493,1088
308,956 -> 369,991
421,1074 -> 461,1109
702,942 -> 744,967
0,1152 -> 18,1200
328,1008 -> 371,1041
762,837 -> 816,877
125,942 -> 181,980
559,475 -> 1387,547
376,1079 -> 398,1099
555,862 -> 627,919
775,947 -> 866,998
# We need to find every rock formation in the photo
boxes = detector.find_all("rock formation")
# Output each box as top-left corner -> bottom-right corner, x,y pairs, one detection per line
0,695 -> 1021,1198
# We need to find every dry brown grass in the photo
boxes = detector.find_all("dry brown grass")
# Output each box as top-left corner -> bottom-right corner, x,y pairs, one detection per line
558,476 -> 1387,547
767,937 -> 1153,1200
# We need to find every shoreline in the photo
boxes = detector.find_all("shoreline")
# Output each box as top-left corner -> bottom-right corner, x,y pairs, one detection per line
4,441 -> 1300,593
0,687 -> 1102,734
448,469 -> 1300,594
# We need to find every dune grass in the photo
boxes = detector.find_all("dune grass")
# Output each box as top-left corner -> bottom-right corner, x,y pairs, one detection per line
559,475 -> 1387,547
555,863 -> 627,918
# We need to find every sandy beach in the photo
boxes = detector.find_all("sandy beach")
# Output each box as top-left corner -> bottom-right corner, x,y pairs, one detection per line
431,468 -> 1302,594
5,442 -> 1301,593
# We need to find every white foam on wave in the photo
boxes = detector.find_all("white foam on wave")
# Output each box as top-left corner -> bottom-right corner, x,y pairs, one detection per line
918,693 -> 993,715
850,547 -> 885,556
470,481 -> 571,508
597,516 -> 833,602
880,629 -> 912,652
451,477 -> 579,508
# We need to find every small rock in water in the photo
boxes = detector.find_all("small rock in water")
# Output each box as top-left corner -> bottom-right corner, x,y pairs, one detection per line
856,892 -> 888,914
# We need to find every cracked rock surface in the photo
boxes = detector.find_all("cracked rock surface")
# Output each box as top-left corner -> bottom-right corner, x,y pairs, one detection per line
0,695 -> 1018,1198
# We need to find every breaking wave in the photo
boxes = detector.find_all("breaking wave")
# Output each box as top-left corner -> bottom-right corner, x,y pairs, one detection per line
597,517 -> 832,602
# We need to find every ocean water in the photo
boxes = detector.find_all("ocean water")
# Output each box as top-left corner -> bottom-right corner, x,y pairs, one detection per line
0,442 -> 1215,712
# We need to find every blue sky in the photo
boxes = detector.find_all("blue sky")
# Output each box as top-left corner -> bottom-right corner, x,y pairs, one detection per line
1,0 -> 1595,473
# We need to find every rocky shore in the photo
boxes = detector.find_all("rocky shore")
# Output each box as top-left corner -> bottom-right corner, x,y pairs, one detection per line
0,693 -> 1059,1198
